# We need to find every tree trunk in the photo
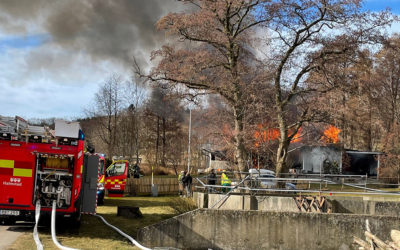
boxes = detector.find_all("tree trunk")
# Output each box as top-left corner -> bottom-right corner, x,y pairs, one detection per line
233,106 -> 246,176
135,119 -> 140,164
276,111 -> 289,177
276,140 -> 289,177
155,116 -> 160,169
107,116 -> 113,158
162,117 -> 166,167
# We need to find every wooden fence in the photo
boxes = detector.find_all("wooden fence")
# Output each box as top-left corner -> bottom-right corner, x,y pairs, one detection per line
124,176 -> 180,196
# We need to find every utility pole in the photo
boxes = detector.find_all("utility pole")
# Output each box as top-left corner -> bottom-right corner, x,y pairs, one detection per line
187,108 -> 192,173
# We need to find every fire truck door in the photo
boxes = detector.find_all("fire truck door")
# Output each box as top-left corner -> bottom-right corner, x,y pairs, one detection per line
104,161 -> 128,196
81,155 -> 99,214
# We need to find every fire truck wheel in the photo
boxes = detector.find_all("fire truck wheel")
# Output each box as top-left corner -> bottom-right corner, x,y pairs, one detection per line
71,196 -> 82,228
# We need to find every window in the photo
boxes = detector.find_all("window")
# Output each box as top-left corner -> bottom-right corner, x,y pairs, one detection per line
106,163 -> 126,177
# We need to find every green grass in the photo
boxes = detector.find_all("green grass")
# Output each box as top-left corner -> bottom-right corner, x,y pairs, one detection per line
8,196 -> 195,250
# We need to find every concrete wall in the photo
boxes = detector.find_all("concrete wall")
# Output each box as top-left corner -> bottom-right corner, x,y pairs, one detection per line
193,192 -> 207,208
138,209 -> 400,250
256,196 -> 299,212
328,196 -> 400,216
205,194 -> 321,213
208,194 -> 244,210
194,192 -> 400,216
206,194 -> 258,210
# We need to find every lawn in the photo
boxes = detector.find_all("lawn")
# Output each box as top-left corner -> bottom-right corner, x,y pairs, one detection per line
8,196 -> 195,250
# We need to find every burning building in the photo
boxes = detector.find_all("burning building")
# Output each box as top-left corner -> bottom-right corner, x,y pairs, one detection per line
288,125 -> 382,176
290,146 -> 382,177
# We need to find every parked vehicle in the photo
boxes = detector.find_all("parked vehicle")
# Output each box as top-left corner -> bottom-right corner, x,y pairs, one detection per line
249,168 -> 276,188
248,168 -> 296,190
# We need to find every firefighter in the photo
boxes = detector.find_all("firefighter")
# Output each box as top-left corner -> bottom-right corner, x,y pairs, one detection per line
207,169 -> 217,193
178,171 -> 185,196
182,172 -> 193,197
133,164 -> 140,178
221,170 -> 231,193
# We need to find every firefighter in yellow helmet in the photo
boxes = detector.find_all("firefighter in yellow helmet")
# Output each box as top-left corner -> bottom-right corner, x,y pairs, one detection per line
221,170 -> 231,192
178,171 -> 185,196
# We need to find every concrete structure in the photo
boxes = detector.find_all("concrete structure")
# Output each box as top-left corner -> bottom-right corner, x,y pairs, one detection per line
328,196 -> 400,216
207,194 -> 299,212
199,193 -> 400,216
138,209 -> 400,250
208,194 -> 244,210
255,196 -> 299,212
192,192 -> 207,208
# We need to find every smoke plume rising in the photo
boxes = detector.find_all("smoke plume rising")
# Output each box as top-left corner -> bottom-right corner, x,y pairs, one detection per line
0,0 -> 185,69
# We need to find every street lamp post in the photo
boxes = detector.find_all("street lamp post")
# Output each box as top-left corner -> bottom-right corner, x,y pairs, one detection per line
187,108 -> 192,173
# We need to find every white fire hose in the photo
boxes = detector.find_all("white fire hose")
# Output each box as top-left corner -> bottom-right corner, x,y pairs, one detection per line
33,200 -> 80,250
34,200 -> 151,250
93,214 -> 151,250
33,200 -> 43,250
51,200 -> 80,250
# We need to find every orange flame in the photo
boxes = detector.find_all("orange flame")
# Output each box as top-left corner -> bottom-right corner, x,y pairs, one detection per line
322,125 -> 340,144
254,125 -> 302,147
254,125 -> 280,147
291,127 -> 302,143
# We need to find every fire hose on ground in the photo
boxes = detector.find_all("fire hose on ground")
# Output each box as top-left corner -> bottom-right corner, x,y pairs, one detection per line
33,200 -> 152,250
51,200 -> 79,250
92,214 -> 151,250
33,200 -> 43,250
33,200 -> 80,250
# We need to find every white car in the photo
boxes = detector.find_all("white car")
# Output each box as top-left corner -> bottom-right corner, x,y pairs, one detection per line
249,168 -> 276,188
248,168 -> 296,190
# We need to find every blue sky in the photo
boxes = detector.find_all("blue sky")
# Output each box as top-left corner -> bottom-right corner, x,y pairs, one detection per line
0,34 -> 48,50
0,0 -> 399,120
364,0 -> 400,13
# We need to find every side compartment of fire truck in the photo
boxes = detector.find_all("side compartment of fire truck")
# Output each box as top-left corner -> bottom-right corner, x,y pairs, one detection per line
34,153 -> 74,209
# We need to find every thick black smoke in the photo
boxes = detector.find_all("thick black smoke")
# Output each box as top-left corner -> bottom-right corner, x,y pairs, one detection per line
0,0 -> 185,68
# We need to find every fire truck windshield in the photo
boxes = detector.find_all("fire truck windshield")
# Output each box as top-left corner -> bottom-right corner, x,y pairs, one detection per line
106,163 -> 126,177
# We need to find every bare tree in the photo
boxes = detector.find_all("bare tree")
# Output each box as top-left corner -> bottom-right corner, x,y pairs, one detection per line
142,87 -> 186,172
87,74 -> 125,157
138,0 -> 270,174
375,35 -> 400,130
122,79 -> 146,163
138,0 -> 391,176
260,0 -> 391,175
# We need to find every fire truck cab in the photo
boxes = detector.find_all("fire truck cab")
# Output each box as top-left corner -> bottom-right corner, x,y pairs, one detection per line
0,116 -> 99,224
104,160 -> 128,197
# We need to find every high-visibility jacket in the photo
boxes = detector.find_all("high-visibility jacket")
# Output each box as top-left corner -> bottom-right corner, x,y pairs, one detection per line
178,173 -> 184,183
221,173 -> 231,185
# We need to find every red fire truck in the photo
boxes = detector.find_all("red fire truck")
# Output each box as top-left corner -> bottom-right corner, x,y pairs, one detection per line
0,116 -> 98,224
104,160 -> 129,197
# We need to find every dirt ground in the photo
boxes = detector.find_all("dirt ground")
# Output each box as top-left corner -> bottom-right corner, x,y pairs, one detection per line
0,222 -> 33,249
